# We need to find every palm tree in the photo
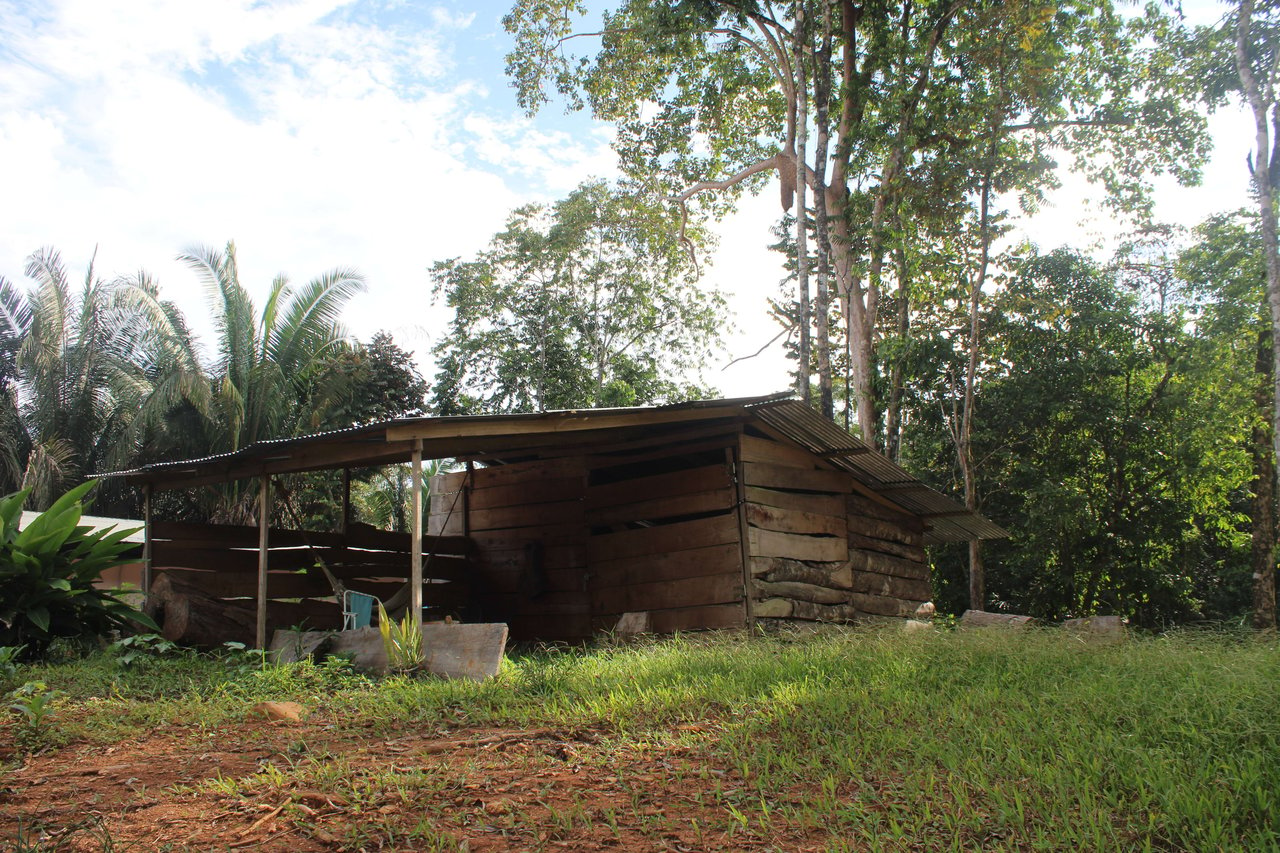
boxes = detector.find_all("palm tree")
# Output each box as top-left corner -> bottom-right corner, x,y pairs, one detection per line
170,241 -> 366,522
0,248 -> 196,509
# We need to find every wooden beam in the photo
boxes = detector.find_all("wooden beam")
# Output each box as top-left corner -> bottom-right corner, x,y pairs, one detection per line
340,467 -> 351,536
141,483 -> 153,597
410,439 -> 423,629
256,476 -> 270,649
731,439 -> 755,628
385,405 -> 746,442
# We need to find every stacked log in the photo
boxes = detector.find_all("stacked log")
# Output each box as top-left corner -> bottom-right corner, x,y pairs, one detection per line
845,495 -> 930,618
740,434 -> 855,624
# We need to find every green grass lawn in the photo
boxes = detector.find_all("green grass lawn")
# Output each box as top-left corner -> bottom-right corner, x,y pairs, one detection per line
5,626 -> 1279,851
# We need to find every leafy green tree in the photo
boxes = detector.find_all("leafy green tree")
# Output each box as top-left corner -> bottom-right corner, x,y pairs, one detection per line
431,181 -> 723,414
1178,213 -> 1275,628
505,0 -> 1208,445
310,331 -> 429,427
912,248 -> 1252,626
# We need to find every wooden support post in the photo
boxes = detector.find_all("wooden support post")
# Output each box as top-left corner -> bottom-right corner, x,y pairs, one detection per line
340,467 -> 351,537
464,460 -> 474,538
411,440 -> 424,629
141,483 -> 153,598
257,475 -> 271,649
729,439 -> 755,629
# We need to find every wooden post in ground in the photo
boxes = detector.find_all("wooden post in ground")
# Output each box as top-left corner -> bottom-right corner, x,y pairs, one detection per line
340,467 -> 351,537
257,475 -> 271,649
141,483 -> 153,598
411,440 -> 424,629
729,439 -> 755,630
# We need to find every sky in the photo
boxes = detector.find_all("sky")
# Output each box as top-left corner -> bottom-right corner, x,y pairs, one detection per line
0,0 -> 1259,402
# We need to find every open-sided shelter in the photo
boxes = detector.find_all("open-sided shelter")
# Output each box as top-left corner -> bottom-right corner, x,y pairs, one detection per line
101,394 -> 1006,646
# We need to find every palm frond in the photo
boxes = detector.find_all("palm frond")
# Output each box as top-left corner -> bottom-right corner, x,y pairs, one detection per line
21,438 -> 77,510
267,267 -> 366,376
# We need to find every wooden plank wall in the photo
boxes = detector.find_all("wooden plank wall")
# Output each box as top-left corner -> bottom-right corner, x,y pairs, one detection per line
150,521 -> 470,632
742,431 -> 929,623
845,494 -> 931,617
584,434 -> 746,633
741,433 -> 859,622
429,460 -> 592,640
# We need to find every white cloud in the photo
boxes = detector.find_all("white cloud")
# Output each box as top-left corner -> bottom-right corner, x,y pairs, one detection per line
0,0 -> 559,375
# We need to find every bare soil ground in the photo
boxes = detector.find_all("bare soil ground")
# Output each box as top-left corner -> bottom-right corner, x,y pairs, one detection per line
0,714 -> 829,852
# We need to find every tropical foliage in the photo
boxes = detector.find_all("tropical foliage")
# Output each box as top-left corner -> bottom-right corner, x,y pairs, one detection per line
0,482 -> 156,660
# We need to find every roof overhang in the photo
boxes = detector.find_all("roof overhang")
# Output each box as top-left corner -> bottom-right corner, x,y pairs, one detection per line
97,394 -> 1007,543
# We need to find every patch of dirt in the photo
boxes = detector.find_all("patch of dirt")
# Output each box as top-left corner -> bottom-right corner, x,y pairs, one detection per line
0,715 -> 832,852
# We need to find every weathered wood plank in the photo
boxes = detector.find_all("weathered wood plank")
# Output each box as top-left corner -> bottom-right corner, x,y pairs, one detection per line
469,523 -> 583,553
850,571 -> 932,601
155,568 -> 406,600
473,566 -> 586,596
505,613 -> 593,641
593,572 -> 743,614
748,528 -> 847,562
752,580 -> 849,605
848,548 -> 930,581
587,514 -> 739,563
741,461 -> 852,494
586,464 -> 732,509
586,433 -> 739,470
743,486 -> 845,517
846,514 -> 920,546
466,476 -> 583,511
463,499 -> 584,532
590,543 -> 741,588
846,532 -> 926,562
746,503 -> 846,537
750,556 -> 853,589
585,488 -> 735,527
646,603 -> 745,632
753,598 -> 859,622
850,592 -> 919,618
848,494 -> 924,529
470,458 -> 584,489
960,610 -> 1037,629
478,544 -> 587,573
739,434 -> 825,470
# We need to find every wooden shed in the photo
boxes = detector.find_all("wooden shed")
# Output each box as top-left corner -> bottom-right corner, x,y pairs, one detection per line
103,394 -> 1005,645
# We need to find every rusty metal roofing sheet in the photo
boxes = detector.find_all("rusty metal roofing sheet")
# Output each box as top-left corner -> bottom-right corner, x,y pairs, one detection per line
745,398 -> 1007,543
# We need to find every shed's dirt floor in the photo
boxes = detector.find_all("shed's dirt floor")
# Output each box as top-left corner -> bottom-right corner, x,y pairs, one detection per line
0,716 -> 828,852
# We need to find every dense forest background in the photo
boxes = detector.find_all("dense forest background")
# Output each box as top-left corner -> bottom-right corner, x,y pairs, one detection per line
2,0 -> 1279,628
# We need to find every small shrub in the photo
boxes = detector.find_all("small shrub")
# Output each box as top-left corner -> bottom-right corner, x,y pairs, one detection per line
108,633 -> 179,668
7,679 -> 64,752
377,601 -> 424,674
0,483 -> 158,660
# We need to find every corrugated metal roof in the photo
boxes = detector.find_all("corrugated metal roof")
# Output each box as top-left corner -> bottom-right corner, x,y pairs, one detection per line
98,393 -> 1005,542
744,399 -> 1007,543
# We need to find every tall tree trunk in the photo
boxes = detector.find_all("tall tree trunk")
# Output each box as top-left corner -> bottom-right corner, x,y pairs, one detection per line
1236,0 -> 1280,631
885,246 -> 910,462
793,3 -> 811,404
960,150 -> 995,612
812,0 -> 835,418
1253,326 -> 1277,631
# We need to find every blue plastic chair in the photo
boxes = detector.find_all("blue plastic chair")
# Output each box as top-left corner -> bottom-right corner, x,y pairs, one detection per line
342,590 -> 377,630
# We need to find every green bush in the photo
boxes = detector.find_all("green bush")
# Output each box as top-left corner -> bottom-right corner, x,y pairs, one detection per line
0,482 -> 157,660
